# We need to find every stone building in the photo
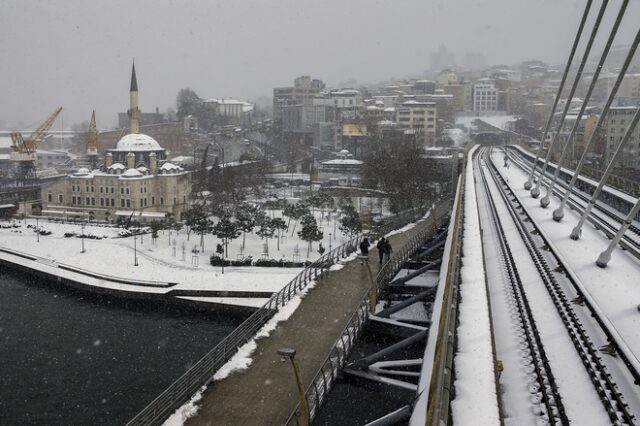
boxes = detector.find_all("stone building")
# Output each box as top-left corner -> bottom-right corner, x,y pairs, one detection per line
40,63 -> 191,222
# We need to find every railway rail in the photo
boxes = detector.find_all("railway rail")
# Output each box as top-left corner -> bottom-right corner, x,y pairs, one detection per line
475,150 -> 567,424
507,147 -> 640,256
478,147 -> 637,425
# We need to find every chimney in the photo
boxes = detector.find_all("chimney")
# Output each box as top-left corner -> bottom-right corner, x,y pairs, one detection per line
149,152 -> 158,174
105,152 -> 113,168
127,152 -> 135,169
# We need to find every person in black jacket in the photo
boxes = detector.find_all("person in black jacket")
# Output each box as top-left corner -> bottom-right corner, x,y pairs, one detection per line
359,237 -> 370,257
376,237 -> 387,263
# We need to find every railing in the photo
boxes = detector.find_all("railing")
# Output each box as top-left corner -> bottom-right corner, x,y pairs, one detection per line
425,152 -> 467,426
127,203 -> 447,426
285,295 -> 370,425
375,199 -> 452,297
126,233 -> 365,426
283,200 -> 452,425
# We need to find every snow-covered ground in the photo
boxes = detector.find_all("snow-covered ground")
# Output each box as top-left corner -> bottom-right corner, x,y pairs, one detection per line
0,209 -> 351,308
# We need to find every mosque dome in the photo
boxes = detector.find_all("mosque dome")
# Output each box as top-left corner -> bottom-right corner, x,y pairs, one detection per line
114,133 -> 162,152
121,168 -> 144,178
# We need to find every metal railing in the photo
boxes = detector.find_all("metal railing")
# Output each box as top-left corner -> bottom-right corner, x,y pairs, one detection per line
127,203 -> 446,426
283,200 -> 452,425
285,295 -> 370,425
126,233 -> 365,426
426,153 -> 467,426
376,199 -> 452,297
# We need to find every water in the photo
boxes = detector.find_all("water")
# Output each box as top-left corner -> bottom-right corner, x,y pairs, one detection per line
0,269 -> 246,425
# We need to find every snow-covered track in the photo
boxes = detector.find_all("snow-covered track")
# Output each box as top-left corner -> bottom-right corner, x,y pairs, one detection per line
507,148 -> 640,254
475,151 -> 568,424
482,148 -> 637,425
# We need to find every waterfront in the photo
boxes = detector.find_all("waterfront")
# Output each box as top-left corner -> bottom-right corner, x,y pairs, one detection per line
0,269 -> 245,425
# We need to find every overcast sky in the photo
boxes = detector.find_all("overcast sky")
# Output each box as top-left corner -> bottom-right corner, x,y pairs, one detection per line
1,0 -> 638,130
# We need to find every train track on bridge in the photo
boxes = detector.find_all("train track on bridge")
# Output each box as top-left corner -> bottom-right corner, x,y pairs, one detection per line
477,147 -> 638,425
507,147 -> 640,255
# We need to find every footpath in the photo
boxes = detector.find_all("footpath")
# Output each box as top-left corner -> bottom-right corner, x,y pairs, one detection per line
187,211 -> 443,426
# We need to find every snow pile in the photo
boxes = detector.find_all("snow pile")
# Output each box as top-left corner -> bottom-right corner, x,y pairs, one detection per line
450,147 -> 500,425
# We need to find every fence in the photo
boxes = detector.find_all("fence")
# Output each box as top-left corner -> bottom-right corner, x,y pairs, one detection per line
126,233 -> 365,426
284,296 -> 370,425
283,199 -> 452,425
375,199 -> 452,297
126,202 -> 447,426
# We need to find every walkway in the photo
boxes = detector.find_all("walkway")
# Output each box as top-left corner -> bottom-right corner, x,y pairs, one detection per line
187,211 -> 443,426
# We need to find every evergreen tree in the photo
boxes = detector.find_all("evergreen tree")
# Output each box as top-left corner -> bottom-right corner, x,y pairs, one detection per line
339,204 -> 362,239
213,213 -> 241,258
298,214 -> 324,257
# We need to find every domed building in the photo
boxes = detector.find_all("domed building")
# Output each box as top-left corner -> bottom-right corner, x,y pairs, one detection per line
40,63 -> 191,222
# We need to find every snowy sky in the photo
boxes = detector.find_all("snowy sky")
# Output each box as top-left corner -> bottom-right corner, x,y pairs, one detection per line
1,0 -> 638,129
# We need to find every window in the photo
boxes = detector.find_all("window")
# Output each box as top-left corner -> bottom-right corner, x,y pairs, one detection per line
160,197 -> 164,205
111,199 -> 115,207
126,199 -> 130,208
126,188 -> 130,195
120,188 -> 124,194
152,196 -> 155,205
100,198 -> 104,207
72,196 -> 76,205
47,193 -> 52,202
121,199 -> 125,207
86,197 -> 90,205
111,187 -> 114,194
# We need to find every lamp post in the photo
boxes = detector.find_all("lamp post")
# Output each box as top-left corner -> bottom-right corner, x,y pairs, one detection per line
328,233 -> 332,252
36,216 -> 40,243
81,223 -> 86,253
133,200 -> 138,266
277,348 -> 309,426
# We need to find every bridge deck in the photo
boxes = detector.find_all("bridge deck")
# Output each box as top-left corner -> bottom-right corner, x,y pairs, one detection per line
186,213 -> 439,426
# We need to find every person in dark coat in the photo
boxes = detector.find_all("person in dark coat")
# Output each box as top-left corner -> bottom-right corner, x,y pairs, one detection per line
377,237 -> 387,263
383,239 -> 392,263
359,237 -> 370,257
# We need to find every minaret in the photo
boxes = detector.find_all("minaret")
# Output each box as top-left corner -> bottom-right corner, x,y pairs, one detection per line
129,61 -> 140,134
85,110 -> 98,169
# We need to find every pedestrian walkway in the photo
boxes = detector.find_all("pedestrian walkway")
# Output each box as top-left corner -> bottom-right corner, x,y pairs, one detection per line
186,211 -> 444,426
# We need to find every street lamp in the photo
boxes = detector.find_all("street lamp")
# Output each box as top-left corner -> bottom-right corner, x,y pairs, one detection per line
277,347 -> 309,426
133,200 -> 138,266
81,223 -> 86,253
36,216 -> 40,243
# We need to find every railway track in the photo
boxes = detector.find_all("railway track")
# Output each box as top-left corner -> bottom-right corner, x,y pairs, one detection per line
475,151 -> 568,424
477,147 -> 637,425
506,148 -> 640,255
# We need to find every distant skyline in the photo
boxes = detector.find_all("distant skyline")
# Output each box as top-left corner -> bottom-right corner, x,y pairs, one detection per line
1,0 -> 638,130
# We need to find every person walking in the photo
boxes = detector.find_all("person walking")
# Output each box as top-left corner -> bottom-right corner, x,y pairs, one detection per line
377,237 -> 387,264
359,237 -> 370,257
383,239 -> 392,263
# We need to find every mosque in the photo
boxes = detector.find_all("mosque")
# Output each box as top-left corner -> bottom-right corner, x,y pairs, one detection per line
40,64 -> 191,222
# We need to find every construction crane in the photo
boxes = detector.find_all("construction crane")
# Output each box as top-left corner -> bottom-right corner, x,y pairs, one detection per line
10,107 -> 63,184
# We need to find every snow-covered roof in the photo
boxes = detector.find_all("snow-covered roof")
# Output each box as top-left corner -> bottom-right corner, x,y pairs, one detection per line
160,162 -> 182,172
121,168 -> 144,178
108,163 -> 126,170
113,133 -> 163,152
322,159 -> 363,166
73,168 -> 92,177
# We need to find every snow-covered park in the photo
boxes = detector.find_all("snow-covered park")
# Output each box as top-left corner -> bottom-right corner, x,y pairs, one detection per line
0,207 -> 360,307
